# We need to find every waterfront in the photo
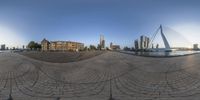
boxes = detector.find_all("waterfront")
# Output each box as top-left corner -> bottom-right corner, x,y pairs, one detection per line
137,50 -> 200,57
119,50 -> 200,57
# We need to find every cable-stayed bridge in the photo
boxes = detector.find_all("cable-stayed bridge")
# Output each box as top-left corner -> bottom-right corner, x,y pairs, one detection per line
147,25 -> 192,52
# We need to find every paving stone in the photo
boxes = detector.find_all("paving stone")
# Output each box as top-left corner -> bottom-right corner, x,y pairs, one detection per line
0,51 -> 200,100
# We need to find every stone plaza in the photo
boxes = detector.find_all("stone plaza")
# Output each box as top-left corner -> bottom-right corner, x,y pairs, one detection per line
0,51 -> 200,100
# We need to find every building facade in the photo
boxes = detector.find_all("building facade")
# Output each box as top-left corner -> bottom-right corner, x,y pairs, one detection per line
134,39 -> 139,50
1,44 -> 5,50
193,44 -> 199,50
140,35 -> 150,49
41,38 -> 84,51
100,35 -> 105,49
41,38 -> 50,51
134,35 -> 150,51
110,42 -> 120,50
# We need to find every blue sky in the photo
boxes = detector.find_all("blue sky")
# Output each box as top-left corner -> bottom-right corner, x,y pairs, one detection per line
0,0 -> 200,48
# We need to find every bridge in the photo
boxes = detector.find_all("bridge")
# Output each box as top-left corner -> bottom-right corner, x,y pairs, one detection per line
147,25 -> 192,52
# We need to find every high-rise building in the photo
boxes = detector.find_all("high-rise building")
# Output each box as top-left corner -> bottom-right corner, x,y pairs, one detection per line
156,44 -> 159,49
1,44 -> 5,50
134,39 -> 139,50
140,36 -> 144,49
22,45 -> 25,50
110,42 -> 113,49
100,35 -> 105,49
144,37 -> 150,48
139,35 -> 150,50
134,35 -> 150,51
193,44 -> 199,50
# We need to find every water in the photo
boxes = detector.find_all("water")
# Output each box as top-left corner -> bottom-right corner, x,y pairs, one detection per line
120,50 -> 200,57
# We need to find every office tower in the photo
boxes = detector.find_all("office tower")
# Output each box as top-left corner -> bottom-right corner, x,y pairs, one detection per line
110,42 -> 113,49
140,35 -> 150,50
193,44 -> 199,50
1,44 -> 5,50
100,35 -> 105,49
145,37 -> 150,48
134,39 -> 139,50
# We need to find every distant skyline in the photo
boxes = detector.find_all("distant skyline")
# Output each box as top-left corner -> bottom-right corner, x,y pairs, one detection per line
0,0 -> 200,48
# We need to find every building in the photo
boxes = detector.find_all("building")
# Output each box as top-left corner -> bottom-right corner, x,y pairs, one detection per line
22,45 -> 25,50
1,44 -> 5,50
140,35 -> 150,50
134,39 -> 139,50
41,38 -> 50,51
140,36 -> 144,49
100,35 -> 105,49
110,42 -> 113,49
193,44 -> 199,50
110,42 -> 120,50
41,38 -> 84,51
134,35 -> 150,51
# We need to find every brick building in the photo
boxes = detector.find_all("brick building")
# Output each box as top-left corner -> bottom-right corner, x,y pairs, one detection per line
41,38 -> 84,51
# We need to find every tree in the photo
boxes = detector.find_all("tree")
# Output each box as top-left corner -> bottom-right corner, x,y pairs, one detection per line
89,45 -> 96,50
84,46 -> 88,51
27,41 -> 41,50
35,43 -> 41,50
131,47 -> 135,51
28,41 -> 35,50
123,46 -> 131,51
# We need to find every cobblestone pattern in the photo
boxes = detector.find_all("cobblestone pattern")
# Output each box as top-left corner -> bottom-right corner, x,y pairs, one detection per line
0,52 -> 200,100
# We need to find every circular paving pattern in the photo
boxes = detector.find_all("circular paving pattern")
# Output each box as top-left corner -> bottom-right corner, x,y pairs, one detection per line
1,52 -> 200,100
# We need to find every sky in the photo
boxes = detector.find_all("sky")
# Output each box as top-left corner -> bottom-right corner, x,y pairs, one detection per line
0,0 -> 200,48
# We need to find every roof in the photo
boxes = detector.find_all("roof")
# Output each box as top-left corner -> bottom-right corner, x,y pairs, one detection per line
41,38 -> 84,44
50,41 -> 83,44
41,38 -> 50,44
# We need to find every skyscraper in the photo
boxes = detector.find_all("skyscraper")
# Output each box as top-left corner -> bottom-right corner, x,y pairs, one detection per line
1,44 -> 5,50
134,35 -> 150,51
140,36 -> 144,49
140,35 -> 150,50
134,39 -> 139,50
100,35 -> 105,49
110,42 -> 113,49
193,44 -> 199,50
